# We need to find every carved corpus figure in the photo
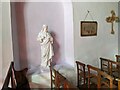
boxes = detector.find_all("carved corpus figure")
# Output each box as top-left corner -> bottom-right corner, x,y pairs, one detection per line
37,25 -> 54,68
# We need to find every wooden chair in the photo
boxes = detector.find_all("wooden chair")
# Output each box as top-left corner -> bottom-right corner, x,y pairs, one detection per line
109,60 -> 120,76
115,55 -> 120,70
98,70 -> 117,89
115,55 -> 120,62
76,61 -> 89,88
100,57 -> 110,74
109,61 -> 120,89
100,57 -> 120,78
87,64 -> 100,88
109,60 -> 120,77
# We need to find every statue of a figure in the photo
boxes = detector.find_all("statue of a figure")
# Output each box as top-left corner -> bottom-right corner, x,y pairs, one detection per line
37,25 -> 54,68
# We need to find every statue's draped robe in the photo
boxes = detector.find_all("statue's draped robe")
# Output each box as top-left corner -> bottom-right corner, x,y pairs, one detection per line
37,31 -> 54,67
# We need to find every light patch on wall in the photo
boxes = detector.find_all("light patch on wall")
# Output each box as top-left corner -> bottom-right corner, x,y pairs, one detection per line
72,0 -> 119,2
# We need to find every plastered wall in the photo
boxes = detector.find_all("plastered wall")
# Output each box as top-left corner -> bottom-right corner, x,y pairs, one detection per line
11,2 -> 67,73
118,1 -> 120,54
2,2 -> 13,81
0,2 -> 2,82
3,1 -> 119,78
73,2 -> 118,67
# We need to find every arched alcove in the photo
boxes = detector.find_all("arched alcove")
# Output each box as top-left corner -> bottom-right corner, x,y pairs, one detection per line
11,1 -> 74,74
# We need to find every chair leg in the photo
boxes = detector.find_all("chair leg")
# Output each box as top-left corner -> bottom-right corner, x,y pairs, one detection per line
51,83 -> 53,90
83,77 -> 86,85
88,77 -> 90,88
80,77 -> 82,85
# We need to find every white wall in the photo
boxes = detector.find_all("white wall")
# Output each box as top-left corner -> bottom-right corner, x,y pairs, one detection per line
10,2 -> 67,72
73,2 -> 118,67
11,2 -> 21,70
118,1 -> 120,54
2,2 -> 13,81
63,2 -> 74,67
10,2 -> 119,74
0,2 -> 2,82
25,2 -> 65,69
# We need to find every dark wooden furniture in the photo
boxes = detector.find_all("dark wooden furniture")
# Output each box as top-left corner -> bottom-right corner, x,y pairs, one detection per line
2,62 -> 30,90
76,61 -> 89,88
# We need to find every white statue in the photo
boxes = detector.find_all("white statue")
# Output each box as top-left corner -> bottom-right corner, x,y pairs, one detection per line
37,25 -> 54,68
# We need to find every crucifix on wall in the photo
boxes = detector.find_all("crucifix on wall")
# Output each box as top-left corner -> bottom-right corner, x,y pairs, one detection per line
106,10 -> 119,34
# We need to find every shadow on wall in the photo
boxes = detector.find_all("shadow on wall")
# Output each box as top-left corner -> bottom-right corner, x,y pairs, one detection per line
11,2 -> 29,71
50,31 -> 60,66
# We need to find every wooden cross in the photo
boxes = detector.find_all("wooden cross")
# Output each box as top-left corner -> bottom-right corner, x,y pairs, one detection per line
106,10 -> 119,34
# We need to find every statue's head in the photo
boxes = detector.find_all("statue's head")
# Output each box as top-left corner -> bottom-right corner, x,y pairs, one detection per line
42,24 -> 48,32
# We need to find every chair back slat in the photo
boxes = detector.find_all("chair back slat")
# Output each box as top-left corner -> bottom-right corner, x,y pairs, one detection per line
87,64 -> 100,88
100,58 -> 110,74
